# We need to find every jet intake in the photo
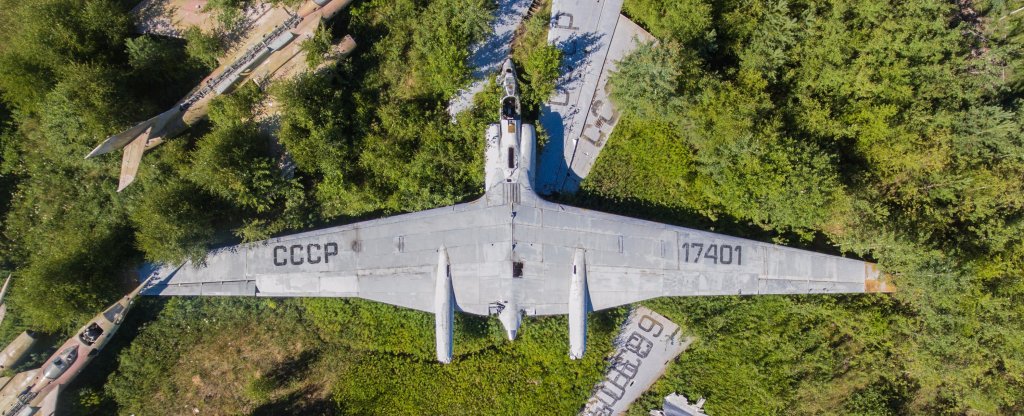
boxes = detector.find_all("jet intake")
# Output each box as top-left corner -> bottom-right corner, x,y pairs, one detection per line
569,249 -> 588,359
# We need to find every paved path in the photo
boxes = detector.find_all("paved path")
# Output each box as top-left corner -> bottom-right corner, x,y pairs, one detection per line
537,1 -> 654,195
447,0 -> 533,117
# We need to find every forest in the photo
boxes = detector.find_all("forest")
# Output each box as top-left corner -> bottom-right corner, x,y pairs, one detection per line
0,0 -> 1021,414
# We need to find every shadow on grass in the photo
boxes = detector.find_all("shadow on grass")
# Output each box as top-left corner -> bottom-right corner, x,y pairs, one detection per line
249,349 -> 337,415
265,349 -> 320,386
251,385 -> 336,416
458,313 -> 493,339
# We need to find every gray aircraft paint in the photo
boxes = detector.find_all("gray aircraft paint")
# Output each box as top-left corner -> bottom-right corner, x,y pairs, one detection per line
651,393 -> 710,416
434,248 -> 454,363
568,248 -> 588,359
143,171 -> 884,359
142,60 -> 889,362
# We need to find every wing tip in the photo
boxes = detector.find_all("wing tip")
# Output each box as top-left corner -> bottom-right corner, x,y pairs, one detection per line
116,177 -> 135,192
864,263 -> 896,293
85,146 -> 104,159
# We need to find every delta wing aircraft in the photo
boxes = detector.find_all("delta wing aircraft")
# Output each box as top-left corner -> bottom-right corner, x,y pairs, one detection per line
86,0 -> 356,192
143,60 -> 893,363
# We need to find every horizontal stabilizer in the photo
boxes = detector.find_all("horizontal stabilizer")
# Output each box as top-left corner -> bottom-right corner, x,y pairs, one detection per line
0,369 -> 38,408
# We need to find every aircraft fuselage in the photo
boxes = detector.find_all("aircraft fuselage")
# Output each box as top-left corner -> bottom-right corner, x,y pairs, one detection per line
0,284 -> 145,415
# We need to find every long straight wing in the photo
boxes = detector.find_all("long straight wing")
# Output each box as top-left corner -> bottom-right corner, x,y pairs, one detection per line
144,199 -> 512,313
514,196 -> 891,314
537,2 -> 657,195
144,183 -> 890,317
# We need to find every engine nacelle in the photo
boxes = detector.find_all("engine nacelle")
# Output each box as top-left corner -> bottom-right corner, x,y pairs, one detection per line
519,124 -> 537,190
569,249 -> 588,359
434,247 -> 454,363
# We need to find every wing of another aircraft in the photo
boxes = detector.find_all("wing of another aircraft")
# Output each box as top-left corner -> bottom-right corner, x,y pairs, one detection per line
0,369 -> 39,410
537,0 -> 657,195
117,131 -> 149,192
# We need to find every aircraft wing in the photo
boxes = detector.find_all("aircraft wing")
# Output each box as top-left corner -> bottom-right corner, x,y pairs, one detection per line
144,199 -> 511,313
518,199 -> 892,314
538,0 -> 659,195
0,369 -> 39,411
35,383 -> 61,416
117,131 -> 149,192
144,185 -> 891,315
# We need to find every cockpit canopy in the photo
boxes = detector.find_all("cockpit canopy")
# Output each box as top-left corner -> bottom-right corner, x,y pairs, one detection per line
501,96 -> 519,120
43,346 -> 78,379
79,322 -> 104,346
502,67 -> 517,97
103,302 -> 125,324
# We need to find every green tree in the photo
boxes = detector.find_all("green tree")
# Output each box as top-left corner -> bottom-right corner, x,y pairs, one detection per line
125,36 -> 192,83
608,42 -> 690,125
206,0 -> 248,29
406,0 -> 493,99
623,0 -> 712,43
187,123 -> 288,213
0,0 -> 130,110
301,22 -> 333,69
130,181 -> 228,263
593,0 -> 1024,414
183,26 -> 224,69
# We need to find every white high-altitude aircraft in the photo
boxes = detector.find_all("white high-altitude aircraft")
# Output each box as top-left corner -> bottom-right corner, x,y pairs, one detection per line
143,60 -> 893,363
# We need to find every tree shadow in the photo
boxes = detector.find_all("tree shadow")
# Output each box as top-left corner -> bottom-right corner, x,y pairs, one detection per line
251,385 -> 336,416
264,349 -> 320,386
248,349 -> 339,415
129,0 -> 179,37
456,313 -> 494,339
218,2 -> 274,50
554,31 -> 606,90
